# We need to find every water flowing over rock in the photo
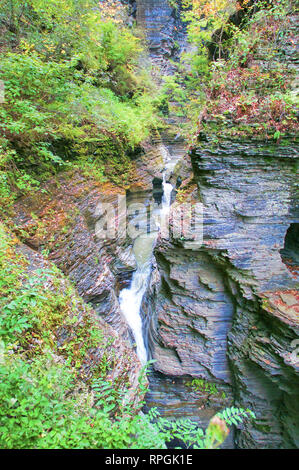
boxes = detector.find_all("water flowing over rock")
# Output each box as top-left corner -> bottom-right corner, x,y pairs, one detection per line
13,175 -> 131,338
14,240 -> 143,400
119,233 -> 157,364
147,139 -> 299,448
11,137 -> 170,346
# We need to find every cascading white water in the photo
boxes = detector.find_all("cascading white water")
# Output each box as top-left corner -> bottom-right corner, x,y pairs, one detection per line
119,233 -> 157,364
162,173 -> 173,212
119,145 -> 175,364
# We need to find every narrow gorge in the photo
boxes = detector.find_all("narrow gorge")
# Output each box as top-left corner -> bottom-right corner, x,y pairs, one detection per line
0,0 -> 298,450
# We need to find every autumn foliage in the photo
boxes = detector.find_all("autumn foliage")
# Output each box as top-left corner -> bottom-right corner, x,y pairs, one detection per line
196,0 -> 299,140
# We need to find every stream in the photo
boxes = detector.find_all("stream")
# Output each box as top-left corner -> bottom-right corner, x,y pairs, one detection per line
119,144 -> 175,364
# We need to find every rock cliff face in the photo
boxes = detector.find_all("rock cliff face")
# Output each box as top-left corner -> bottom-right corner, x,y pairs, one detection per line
136,0 -> 186,74
11,138 -> 167,341
11,100 -> 298,451
147,139 -> 299,448
136,0 -> 176,57
13,174 -> 130,337
14,240 -> 143,401
133,0 -> 299,449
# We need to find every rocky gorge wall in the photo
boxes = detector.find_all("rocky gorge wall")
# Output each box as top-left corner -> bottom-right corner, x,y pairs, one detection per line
12,122 -> 299,449
132,0 -> 299,449
146,139 -> 299,448
135,0 -> 187,75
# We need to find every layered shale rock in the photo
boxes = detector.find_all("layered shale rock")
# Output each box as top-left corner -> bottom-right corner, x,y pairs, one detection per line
147,139 -> 299,448
136,0 -> 177,58
11,138 -> 167,340
136,0 -> 187,76
15,241 -> 142,400
12,174 -> 131,337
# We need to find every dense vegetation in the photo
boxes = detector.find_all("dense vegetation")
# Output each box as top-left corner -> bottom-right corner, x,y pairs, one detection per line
0,0 -> 161,214
163,0 -> 298,144
1,1 -> 297,213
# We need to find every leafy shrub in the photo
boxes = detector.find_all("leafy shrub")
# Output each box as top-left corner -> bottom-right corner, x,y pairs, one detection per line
166,0 -> 298,141
0,353 -> 255,449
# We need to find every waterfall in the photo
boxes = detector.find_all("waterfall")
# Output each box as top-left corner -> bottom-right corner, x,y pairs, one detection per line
119,233 -> 156,364
162,173 -> 173,212
119,263 -> 150,364
119,146 -> 175,364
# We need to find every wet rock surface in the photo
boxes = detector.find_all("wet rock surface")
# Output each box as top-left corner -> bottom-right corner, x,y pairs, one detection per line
5,0 -> 299,450
149,245 -> 234,383
11,135 -> 299,448
148,138 -> 299,448
15,241 -> 143,399
192,140 -> 299,293
136,0 -> 187,75
11,139 -> 168,342
229,287 -> 299,448
9,0 -> 299,446
144,370 -> 234,449
12,175 -> 131,337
